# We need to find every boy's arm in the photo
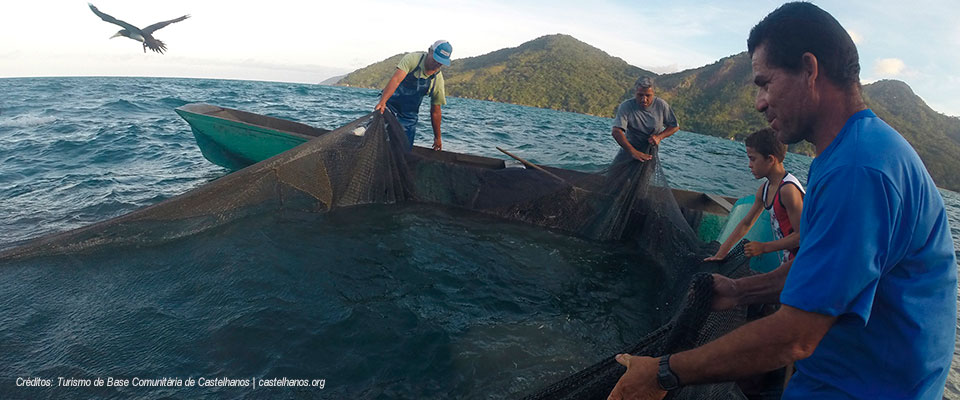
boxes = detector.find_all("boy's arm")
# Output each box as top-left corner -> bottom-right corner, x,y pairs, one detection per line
705,185 -> 765,261
753,184 -> 804,254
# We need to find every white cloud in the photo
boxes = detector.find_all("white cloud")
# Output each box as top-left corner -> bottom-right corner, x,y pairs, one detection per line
874,58 -> 906,76
847,29 -> 864,44
643,64 -> 682,75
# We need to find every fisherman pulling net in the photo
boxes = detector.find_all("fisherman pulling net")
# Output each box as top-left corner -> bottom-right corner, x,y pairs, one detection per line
0,110 -> 756,398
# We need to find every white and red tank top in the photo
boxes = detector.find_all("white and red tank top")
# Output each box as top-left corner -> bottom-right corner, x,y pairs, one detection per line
762,172 -> 805,263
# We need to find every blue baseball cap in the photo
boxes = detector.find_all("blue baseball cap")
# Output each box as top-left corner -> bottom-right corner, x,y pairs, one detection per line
431,40 -> 453,66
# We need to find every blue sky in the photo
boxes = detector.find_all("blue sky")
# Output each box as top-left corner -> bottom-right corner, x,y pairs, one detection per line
2,0 -> 958,116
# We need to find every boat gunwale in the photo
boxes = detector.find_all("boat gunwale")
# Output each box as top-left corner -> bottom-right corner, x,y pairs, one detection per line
175,103 -> 327,141
178,103 -> 737,217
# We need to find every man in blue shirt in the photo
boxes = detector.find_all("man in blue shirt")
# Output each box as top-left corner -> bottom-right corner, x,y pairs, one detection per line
608,3 -> 957,399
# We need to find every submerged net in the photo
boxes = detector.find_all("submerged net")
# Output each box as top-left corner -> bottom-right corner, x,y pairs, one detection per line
0,111 -> 413,260
524,244 -> 754,400
0,110 -> 758,398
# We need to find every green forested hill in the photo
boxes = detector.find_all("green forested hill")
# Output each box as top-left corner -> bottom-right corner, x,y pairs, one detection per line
335,34 -> 960,191
863,80 -> 960,191
338,34 -> 652,116
337,53 -> 406,88
655,53 -> 766,140
655,54 -> 960,177
654,52 -> 816,154
444,35 -> 654,116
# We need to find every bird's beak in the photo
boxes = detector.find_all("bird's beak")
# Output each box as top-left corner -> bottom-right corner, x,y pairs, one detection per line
110,32 -> 123,39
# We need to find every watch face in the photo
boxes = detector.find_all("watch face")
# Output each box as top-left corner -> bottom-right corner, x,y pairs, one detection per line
657,355 -> 679,390
657,372 -> 678,390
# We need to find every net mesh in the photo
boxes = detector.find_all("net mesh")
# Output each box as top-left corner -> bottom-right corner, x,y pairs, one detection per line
0,112 -> 412,260
522,246 -> 754,400
0,110 -> 760,399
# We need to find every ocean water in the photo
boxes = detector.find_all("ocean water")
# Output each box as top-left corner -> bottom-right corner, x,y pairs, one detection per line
0,77 -> 958,398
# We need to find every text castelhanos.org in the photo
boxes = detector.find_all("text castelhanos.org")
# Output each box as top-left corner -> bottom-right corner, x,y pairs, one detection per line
16,376 -> 325,389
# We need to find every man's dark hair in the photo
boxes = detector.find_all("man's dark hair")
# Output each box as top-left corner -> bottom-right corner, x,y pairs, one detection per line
747,2 -> 860,88
745,127 -> 787,162
634,76 -> 655,90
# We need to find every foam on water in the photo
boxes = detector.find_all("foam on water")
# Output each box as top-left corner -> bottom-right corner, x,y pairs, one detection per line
0,114 -> 58,128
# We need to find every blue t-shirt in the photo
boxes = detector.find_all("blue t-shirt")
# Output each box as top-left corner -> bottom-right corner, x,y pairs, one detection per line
780,110 -> 957,399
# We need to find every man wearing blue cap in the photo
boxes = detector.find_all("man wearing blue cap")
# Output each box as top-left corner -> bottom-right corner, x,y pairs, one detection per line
375,40 -> 452,151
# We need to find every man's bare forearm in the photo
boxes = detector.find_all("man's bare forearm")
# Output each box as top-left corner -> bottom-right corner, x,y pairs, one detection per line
655,126 -> 679,141
431,106 -> 442,139
670,304 -> 834,385
612,128 -> 637,153
733,259 -> 792,305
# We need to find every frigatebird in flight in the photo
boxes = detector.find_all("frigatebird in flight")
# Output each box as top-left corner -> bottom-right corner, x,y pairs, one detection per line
88,3 -> 189,54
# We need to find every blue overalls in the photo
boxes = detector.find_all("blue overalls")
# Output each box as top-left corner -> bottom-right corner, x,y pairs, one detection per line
386,55 -> 437,151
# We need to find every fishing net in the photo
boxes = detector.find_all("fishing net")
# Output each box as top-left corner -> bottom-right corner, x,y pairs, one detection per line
0,111 -> 412,260
0,109 -> 761,399
523,243 -> 755,400
0,110 -> 700,262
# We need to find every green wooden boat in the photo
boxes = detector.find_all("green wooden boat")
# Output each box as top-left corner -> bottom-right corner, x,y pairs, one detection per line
174,103 -> 329,170
174,103 -> 757,245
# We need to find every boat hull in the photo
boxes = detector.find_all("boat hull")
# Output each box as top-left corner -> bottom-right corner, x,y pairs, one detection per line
174,104 -> 324,170
175,103 -> 742,243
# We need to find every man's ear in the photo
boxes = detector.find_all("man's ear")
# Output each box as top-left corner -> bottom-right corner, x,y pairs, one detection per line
801,52 -> 819,89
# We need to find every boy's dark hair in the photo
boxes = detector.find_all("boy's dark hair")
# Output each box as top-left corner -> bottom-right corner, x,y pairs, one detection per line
747,2 -> 860,89
745,128 -> 787,162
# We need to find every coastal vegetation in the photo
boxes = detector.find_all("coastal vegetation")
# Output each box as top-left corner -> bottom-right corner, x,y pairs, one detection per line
336,34 -> 960,191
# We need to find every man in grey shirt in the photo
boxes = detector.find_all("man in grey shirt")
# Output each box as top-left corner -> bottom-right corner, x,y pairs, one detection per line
611,76 -> 679,162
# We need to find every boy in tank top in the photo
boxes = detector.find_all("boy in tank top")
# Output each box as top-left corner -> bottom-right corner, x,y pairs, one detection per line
706,128 -> 804,264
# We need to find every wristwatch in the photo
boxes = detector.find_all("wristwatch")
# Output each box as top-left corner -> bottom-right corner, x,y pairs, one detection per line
657,354 -> 681,391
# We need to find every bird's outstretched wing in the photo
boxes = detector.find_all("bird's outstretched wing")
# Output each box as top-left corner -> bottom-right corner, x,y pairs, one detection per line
142,15 -> 190,35
88,3 -> 141,33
